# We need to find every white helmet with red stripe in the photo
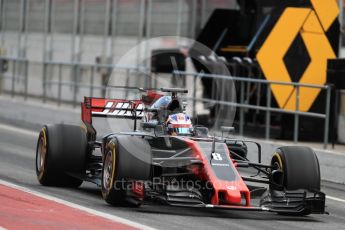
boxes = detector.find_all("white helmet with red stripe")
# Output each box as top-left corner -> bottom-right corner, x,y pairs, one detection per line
166,113 -> 193,135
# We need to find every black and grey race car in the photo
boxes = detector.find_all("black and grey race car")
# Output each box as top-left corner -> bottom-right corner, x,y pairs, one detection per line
35,87 -> 325,215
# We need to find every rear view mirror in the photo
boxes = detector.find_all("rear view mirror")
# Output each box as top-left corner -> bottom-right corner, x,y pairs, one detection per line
221,126 -> 235,138
194,126 -> 209,137
142,122 -> 157,129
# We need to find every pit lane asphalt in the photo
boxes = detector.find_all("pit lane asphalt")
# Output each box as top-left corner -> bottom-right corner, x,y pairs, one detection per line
1,124 -> 345,230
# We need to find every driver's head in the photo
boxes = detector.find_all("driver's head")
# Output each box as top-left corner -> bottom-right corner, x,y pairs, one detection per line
166,113 -> 193,135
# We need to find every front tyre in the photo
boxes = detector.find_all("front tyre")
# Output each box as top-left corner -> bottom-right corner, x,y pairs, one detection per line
269,146 -> 322,216
271,146 -> 320,191
101,136 -> 151,207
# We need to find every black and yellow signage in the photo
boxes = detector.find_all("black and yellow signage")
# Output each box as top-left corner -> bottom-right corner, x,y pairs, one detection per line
257,0 -> 339,112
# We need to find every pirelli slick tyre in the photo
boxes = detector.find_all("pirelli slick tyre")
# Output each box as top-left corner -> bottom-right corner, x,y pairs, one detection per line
36,124 -> 87,187
101,136 -> 151,207
270,146 -> 321,216
271,146 -> 320,191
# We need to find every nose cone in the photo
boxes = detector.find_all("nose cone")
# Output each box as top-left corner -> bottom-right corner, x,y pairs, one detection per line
225,188 -> 242,204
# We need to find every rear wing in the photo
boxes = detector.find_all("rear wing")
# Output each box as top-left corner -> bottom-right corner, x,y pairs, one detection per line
80,87 -> 187,139
81,97 -> 144,125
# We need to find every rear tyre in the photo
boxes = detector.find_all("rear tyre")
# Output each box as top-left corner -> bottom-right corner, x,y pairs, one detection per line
101,136 -> 151,207
36,124 -> 87,187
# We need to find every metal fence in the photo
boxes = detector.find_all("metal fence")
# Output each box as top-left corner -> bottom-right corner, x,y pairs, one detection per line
0,56 -> 333,149
0,57 -> 148,105
173,71 -> 332,149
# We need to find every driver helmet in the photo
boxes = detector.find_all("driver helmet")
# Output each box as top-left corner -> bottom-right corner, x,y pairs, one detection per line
166,113 -> 193,135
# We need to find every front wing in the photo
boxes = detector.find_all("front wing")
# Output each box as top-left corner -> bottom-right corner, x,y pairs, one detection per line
162,189 -> 326,215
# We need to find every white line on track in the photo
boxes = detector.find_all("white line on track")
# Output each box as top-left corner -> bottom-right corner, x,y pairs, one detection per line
0,123 -> 37,137
327,195 -> 345,203
0,227 -> 8,230
0,179 -> 156,230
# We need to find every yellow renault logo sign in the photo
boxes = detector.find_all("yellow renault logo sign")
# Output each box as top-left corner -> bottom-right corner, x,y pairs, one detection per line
257,1 -> 339,112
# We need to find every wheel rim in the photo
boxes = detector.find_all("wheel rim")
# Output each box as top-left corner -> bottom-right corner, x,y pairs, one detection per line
37,135 -> 47,174
103,150 -> 114,191
272,153 -> 283,171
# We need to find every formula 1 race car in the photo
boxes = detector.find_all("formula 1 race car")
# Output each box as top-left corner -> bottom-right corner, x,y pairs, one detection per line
35,87 -> 325,216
